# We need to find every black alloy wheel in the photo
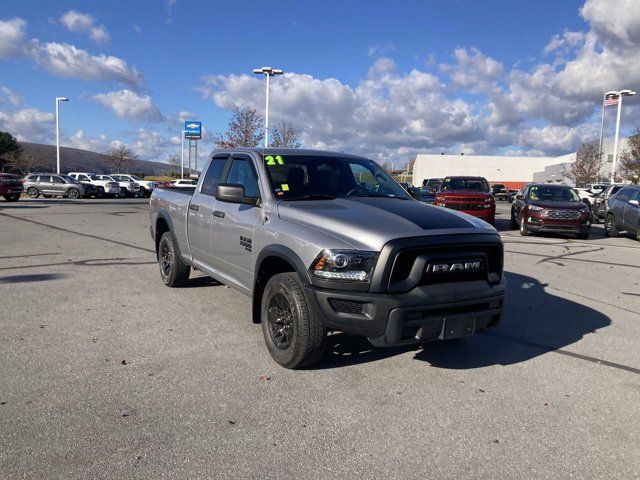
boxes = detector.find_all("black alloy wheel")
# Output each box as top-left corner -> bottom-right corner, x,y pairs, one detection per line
267,293 -> 295,350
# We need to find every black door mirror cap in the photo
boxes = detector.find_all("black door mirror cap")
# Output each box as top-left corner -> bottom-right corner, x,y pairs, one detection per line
216,183 -> 259,205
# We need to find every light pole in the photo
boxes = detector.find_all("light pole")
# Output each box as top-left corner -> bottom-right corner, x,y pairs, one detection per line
253,66 -> 284,148
55,97 -> 69,174
180,130 -> 186,179
609,89 -> 636,181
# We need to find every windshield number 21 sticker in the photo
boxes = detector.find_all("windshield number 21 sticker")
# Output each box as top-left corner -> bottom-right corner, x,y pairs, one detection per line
265,155 -> 284,166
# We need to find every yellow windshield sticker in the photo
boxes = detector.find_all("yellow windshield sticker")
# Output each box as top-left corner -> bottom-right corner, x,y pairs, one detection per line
265,155 -> 284,166
281,183 -> 289,191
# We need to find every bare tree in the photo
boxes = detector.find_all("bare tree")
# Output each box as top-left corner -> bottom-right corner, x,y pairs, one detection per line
215,106 -> 264,148
7,148 -> 46,174
167,155 -> 181,178
270,121 -> 301,148
619,127 -> 640,184
106,145 -> 138,173
565,143 -> 602,187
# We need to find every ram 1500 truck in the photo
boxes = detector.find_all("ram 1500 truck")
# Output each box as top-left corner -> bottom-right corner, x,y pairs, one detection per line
149,148 -> 506,368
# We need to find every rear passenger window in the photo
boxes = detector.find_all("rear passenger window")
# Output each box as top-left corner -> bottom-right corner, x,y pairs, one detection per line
200,158 -> 227,196
617,189 -> 630,202
39,175 -> 52,183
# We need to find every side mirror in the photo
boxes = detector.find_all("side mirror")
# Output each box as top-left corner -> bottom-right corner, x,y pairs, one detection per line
582,198 -> 591,205
516,194 -> 524,200
216,183 -> 259,205
629,199 -> 639,207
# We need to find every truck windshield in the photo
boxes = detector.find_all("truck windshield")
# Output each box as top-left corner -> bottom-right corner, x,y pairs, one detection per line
440,178 -> 490,192
261,154 -> 410,200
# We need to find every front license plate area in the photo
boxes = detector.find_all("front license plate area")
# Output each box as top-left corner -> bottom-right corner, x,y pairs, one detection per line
439,316 -> 476,340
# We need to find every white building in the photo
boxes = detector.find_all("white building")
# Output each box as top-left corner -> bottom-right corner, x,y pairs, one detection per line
412,137 -> 629,189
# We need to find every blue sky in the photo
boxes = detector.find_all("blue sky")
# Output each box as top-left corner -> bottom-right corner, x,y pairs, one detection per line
1,0 -> 639,165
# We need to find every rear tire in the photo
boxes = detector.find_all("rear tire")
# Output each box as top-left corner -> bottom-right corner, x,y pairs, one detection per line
604,214 -> 619,237
3,193 -> 20,202
261,272 -> 326,369
27,187 -> 39,198
158,231 -> 190,287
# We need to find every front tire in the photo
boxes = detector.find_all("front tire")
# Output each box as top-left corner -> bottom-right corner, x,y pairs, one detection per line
3,193 -> 20,202
519,216 -> 530,236
27,187 -> 39,198
604,214 -> 619,237
510,210 -> 518,229
261,272 -> 326,369
158,231 -> 190,287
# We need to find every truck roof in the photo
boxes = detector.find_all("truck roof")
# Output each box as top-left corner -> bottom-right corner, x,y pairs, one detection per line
209,147 -> 368,161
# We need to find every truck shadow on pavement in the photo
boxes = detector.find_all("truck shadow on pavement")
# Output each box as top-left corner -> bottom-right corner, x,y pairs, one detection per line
315,271 -> 611,370
0,273 -> 69,283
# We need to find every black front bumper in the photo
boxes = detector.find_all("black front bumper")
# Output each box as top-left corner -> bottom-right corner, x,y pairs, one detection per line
304,278 -> 506,346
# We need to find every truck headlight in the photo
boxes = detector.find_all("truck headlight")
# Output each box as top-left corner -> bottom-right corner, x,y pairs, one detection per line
310,250 -> 377,282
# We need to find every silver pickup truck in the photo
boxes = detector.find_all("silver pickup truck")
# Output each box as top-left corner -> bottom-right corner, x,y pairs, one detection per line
149,148 -> 506,368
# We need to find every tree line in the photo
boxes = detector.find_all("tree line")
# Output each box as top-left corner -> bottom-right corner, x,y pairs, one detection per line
566,128 -> 640,186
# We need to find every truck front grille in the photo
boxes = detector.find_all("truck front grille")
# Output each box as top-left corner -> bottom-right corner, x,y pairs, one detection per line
387,243 -> 503,293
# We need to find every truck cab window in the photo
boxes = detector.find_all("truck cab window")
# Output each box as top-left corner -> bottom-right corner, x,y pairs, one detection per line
200,158 -> 227,196
226,158 -> 259,198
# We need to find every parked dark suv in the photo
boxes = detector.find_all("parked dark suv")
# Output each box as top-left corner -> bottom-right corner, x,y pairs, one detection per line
511,183 -> 591,238
0,173 -> 23,201
592,184 -> 624,223
605,185 -> 640,241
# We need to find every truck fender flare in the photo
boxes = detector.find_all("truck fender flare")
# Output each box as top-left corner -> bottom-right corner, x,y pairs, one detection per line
252,245 -> 311,324
154,211 -> 177,252
255,245 -> 311,286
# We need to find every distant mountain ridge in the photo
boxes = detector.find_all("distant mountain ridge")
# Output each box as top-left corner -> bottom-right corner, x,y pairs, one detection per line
17,142 -> 174,176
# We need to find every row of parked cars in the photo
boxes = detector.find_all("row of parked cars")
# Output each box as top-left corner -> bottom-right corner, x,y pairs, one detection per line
405,177 -> 640,242
0,172 -> 198,201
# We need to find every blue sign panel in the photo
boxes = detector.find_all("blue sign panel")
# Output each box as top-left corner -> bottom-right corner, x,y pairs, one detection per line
184,121 -> 202,139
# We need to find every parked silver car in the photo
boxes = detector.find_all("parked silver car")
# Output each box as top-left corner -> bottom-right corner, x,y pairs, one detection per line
24,174 -> 86,199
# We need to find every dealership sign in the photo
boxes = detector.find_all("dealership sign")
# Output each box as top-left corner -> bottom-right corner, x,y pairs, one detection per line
184,121 -> 202,139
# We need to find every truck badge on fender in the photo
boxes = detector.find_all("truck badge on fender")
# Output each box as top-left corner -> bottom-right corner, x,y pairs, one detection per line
240,236 -> 252,252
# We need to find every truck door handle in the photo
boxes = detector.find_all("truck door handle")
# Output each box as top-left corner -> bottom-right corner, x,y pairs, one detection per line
213,211 -> 225,218
189,204 -> 200,211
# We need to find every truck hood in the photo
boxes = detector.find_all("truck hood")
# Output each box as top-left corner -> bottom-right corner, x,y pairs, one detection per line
277,197 -> 496,251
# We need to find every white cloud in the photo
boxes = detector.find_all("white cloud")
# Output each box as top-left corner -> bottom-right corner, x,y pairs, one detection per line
27,41 -> 143,88
440,48 -> 503,93
0,17 -> 26,59
166,0 -> 177,24
60,10 -> 110,44
368,43 -> 395,57
0,108 -> 55,143
93,89 -> 163,122
0,86 -> 23,106
581,0 -> 640,50
368,57 -> 397,76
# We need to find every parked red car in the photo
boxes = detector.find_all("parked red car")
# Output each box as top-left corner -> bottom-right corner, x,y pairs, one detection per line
510,183 -> 591,239
0,173 -> 24,202
434,176 -> 495,225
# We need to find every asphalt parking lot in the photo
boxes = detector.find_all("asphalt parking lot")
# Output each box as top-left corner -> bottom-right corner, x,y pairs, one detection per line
1,198 -> 639,480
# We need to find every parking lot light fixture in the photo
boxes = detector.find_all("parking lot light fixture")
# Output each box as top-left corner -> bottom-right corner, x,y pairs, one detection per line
253,66 -> 284,148
55,97 -> 69,174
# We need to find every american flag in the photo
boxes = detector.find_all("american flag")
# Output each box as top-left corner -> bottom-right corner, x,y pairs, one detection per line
605,96 -> 619,106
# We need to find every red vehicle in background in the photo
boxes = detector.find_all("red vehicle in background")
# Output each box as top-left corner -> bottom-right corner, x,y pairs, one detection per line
434,176 -> 495,225
0,173 -> 24,202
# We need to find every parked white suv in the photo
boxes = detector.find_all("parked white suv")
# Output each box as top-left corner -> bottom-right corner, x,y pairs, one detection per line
111,174 -> 156,197
68,172 -> 122,197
